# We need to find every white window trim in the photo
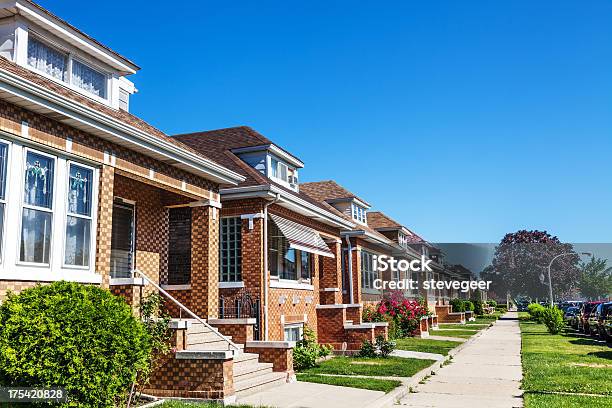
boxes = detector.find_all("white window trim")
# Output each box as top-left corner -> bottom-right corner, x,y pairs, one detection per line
267,155 -> 298,191
61,160 -> 97,270
270,279 -> 314,291
219,215 -> 242,283
17,147 -> 57,267
26,32 -> 111,105
0,138 -> 12,265
283,323 -> 304,341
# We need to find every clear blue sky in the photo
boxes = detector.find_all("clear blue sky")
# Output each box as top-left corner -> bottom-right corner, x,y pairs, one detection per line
41,1 -> 612,243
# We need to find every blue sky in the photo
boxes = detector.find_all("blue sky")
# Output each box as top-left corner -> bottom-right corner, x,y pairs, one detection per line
41,1 -> 612,243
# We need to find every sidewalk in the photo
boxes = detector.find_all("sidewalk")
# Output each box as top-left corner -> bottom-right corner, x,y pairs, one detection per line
398,312 -> 523,408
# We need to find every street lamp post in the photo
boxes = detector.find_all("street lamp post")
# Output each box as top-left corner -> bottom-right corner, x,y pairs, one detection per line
547,252 -> 592,307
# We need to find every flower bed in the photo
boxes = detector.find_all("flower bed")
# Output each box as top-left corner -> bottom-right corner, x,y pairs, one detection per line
363,291 -> 429,338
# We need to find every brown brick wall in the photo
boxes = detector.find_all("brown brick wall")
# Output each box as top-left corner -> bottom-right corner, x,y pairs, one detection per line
244,345 -> 293,375
0,280 -> 41,302
211,323 -> 254,344
269,286 -> 319,341
96,165 -> 115,289
191,205 -> 220,318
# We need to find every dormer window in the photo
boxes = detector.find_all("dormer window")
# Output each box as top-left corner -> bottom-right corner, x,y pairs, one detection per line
269,157 -> 298,190
398,231 -> 408,248
351,203 -> 367,224
26,34 -> 108,101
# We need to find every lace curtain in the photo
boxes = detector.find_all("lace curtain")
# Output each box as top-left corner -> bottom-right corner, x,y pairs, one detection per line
72,60 -> 106,98
27,36 -> 67,81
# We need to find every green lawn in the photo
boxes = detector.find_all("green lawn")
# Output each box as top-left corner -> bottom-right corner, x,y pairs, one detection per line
296,373 -> 402,392
438,323 -> 487,329
300,356 -> 435,377
524,393 -> 612,408
158,403 -> 255,408
394,337 -> 462,355
429,329 -> 479,338
521,320 -> 612,408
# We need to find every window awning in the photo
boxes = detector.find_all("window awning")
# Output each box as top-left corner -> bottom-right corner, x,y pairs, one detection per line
269,214 -> 335,258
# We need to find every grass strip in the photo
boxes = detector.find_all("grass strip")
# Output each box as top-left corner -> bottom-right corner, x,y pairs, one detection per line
524,392 -> 612,408
394,337 -> 462,355
300,356 -> 435,377
296,373 -> 402,393
429,329 -> 479,338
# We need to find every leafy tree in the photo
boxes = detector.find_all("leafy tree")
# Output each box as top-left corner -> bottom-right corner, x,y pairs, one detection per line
578,256 -> 612,300
487,230 -> 579,299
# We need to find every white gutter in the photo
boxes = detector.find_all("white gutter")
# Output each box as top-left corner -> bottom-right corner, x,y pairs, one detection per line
345,235 -> 354,304
0,67 -> 245,185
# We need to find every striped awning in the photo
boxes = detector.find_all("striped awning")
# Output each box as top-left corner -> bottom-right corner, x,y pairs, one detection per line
269,214 -> 335,258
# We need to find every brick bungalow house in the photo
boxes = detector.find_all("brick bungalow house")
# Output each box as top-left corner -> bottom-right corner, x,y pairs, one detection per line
174,127 -> 388,351
0,1 -> 300,402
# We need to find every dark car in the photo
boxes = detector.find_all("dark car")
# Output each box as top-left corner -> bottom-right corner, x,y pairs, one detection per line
564,306 -> 580,327
579,301 -> 605,334
595,302 -> 612,341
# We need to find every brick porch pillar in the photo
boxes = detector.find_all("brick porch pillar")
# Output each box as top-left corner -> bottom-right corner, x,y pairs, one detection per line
351,246 -> 362,304
191,202 -> 221,318
320,241 -> 342,305
95,165 -> 115,289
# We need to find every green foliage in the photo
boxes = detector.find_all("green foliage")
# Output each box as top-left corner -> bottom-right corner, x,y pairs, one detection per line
450,298 -> 466,312
487,300 -> 497,308
540,307 -> 565,335
463,300 -> 475,312
358,339 -> 378,358
527,303 -> 546,322
376,335 -> 396,358
579,256 -> 612,300
0,281 -> 151,407
471,298 -> 485,315
137,293 -> 172,387
293,326 -> 332,371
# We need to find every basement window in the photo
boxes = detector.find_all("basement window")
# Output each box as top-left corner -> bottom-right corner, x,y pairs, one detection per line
284,323 -> 303,342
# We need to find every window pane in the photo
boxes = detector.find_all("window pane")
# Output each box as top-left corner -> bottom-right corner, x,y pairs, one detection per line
64,216 -> 91,266
0,203 -> 4,260
110,202 -> 134,278
270,158 -> 278,178
300,251 -> 311,281
27,37 -> 67,81
24,151 -> 54,209
282,248 -> 297,280
20,208 -> 52,264
72,60 -> 107,98
67,165 -> 93,216
219,217 -> 242,282
0,142 -> 7,199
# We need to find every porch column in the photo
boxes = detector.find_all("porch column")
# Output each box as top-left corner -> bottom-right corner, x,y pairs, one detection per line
95,165 -> 115,289
320,241 -> 342,305
191,202 -> 221,318
351,247 -> 362,304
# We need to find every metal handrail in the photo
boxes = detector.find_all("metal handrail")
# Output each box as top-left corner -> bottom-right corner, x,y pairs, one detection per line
132,269 -> 241,354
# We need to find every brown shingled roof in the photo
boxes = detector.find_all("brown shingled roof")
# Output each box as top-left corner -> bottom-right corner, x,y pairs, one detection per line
367,211 -> 403,230
300,180 -> 371,207
0,56 -> 222,165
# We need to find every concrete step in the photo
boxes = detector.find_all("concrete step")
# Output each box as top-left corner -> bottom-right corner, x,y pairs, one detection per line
234,371 -> 287,397
233,352 -> 260,367
186,340 -> 244,351
187,331 -> 233,345
233,362 -> 274,381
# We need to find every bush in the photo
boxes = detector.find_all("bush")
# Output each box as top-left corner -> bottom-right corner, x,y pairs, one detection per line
527,303 -> 546,322
370,292 -> 429,338
0,281 -> 151,407
471,299 -> 485,315
376,335 -> 396,358
358,339 -> 378,358
293,326 -> 332,371
541,307 -> 565,335
463,300 -> 475,312
488,300 -> 498,308
450,298 -> 466,312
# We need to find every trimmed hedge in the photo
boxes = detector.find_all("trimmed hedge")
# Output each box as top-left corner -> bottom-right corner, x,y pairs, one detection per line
0,281 -> 151,407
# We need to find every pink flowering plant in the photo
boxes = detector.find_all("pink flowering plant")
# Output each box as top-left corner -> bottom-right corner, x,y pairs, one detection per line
363,291 -> 430,338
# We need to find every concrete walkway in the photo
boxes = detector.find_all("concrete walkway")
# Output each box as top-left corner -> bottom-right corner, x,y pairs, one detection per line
237,380 -> 385,408
391,349 -> 445,362
398,312 -> 523,408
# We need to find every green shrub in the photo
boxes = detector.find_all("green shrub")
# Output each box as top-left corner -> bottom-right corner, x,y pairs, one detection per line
375,335 -> 396,358
471,299 -> 485,315
541,307 -> 565,335
527,303 -> 546,322
0,281 -> 151,407
358,339 -> 378,358
450,298 -> 466,312
487,300 -> 497,308
293,326 -> 332,371
463,300 -> 475,312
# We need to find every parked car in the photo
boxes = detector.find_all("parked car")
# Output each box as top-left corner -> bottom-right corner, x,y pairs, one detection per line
563,306 -> 580,326
559,300 -> 583,313
594,302 -> 612,341
578,301 -> 605,334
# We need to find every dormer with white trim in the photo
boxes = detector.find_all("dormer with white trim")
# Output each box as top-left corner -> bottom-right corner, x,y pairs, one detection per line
0,0 -> 139,110
232,144 -> 304,192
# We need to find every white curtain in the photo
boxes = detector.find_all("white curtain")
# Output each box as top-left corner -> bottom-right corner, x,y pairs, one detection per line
27,37 -> 67,81
72,60 -> 106,98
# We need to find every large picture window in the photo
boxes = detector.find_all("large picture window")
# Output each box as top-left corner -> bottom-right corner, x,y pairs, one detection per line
220,217 -> 242,282
361,250 -> 377,290
20,150 -> 55,264
268,220 -> 311,281
64,163 -> 93,267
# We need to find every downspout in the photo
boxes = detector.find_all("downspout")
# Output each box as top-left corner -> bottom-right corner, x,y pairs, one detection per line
345,235 -> 355,304
263,193 -> 281,340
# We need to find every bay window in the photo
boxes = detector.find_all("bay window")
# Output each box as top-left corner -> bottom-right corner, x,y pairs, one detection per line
20,150 -> 55,264
0,140 -> 98,281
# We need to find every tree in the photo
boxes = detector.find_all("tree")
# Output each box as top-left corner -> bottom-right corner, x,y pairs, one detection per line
488,230 -> 580,299
578,256 -> 612,300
